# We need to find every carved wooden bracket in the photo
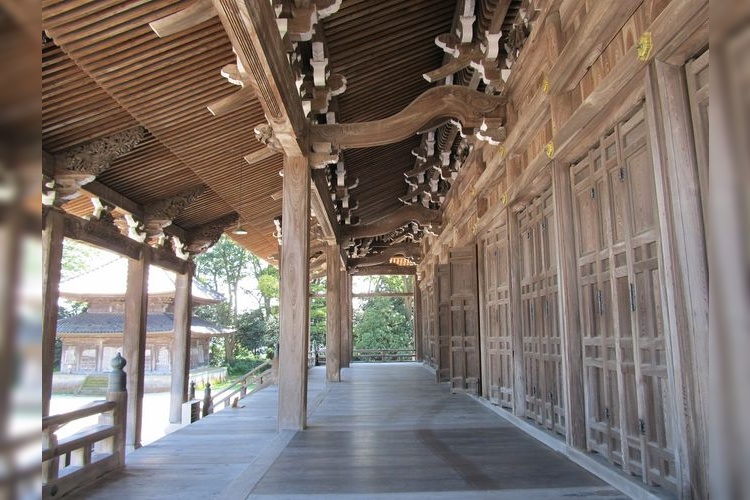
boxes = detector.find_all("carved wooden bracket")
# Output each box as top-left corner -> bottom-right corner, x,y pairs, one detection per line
254,123 -> 284,153
49,127 -> 146,203
143,186 -> 206,239
343,205 -> 442,240
348,243 -> 421,269
310,86 -> 506,150
184,213 -> 239,255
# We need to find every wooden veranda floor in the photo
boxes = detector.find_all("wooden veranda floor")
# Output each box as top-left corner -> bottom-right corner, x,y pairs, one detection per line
75,364 -> 626,499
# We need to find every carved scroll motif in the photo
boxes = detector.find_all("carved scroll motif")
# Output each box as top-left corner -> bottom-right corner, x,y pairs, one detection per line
143,186 -> 206,239
184,213 -> 239,254
254,123 -> 284,153
53,127 -> 147,202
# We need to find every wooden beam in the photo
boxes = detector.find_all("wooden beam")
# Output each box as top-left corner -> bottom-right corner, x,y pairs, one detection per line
547,0 -> 641,94
325,243 -> 341,382
310,169 -> 340,243
277,154 -> 310,430
352,265 -> 417,276
149,0 -> 216,37
551,160 -> 585,450
352,292 -> 415,298
170,264 -> 194,424
348,243 -> 421,269
81,181 -> 188,242
310,86 -> 506,150
42,209 -> 64,417
123,250 -> 149,451
344,206 -> 441,240
243,146 -> 279,167
212,0 -> 307,157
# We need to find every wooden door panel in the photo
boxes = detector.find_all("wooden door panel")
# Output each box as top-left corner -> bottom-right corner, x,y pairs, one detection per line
448,246 -> 479,394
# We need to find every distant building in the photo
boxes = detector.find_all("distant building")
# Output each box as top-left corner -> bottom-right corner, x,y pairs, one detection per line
57,258 -> 231,374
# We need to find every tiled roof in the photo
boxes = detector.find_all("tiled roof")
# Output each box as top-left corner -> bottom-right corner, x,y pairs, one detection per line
60,258 -> 223,304
57,312 -> 231,336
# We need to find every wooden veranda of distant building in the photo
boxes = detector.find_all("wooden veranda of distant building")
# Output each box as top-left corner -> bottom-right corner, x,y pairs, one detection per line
39,0 -> 731,498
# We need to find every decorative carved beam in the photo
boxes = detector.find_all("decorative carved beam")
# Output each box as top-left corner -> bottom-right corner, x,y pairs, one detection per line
184,213 -> 239,255
343,206 -> 441,241
310,86 -> 506,150
349,243 -> 421,269
44,127 -> 146,203
143,186 -> 205,239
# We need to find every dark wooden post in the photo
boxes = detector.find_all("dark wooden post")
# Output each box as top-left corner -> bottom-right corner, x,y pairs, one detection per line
508,209 -> 525,417
325,243 -> 341,382
202,383 -> 212,417
277,154 -> 310,430
42,209 -> 65,417
414,278 -> 423,362
551,160 -> 586,450
97,353 -> 128,467
189,380 -> 196,400
170,263 -> 193,423
645,60 -> 708,499
339,269 -> 351,368
123,248 -> 149,451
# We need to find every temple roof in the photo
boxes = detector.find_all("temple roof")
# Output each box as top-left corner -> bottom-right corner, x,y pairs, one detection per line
59,258 -> 223,305
57,312 -> 231,336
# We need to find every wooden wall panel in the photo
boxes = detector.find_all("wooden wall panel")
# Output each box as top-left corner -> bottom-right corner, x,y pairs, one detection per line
685,50 -> 709,228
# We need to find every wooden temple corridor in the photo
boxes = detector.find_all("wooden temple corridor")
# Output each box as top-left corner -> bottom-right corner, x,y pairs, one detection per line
73,364 -> 631,499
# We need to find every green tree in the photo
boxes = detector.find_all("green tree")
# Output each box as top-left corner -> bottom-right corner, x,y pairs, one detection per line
353,275 -> 414,350
309,278 -> 326,348
194,235 -> 251,363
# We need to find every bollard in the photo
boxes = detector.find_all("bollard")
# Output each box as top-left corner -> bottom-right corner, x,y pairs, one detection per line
97,353 -> 127,467
202,383 -> 213,417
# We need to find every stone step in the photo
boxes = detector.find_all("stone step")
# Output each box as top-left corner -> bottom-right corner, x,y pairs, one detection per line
76,375 -> 109,396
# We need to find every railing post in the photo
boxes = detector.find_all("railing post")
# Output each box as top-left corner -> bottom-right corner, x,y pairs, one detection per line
189,380 -> 196,400
202,383 -> 213,417
97,353 -> 127,466
42,429 -> 59,484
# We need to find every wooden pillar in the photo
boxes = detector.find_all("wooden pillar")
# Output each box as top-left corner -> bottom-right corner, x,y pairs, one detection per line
123,249 -> 149,451
508,209 -> 525,417
170,263 -> 193,423
414,278 -> 423,362
277,154 -> 310,430
1,210 -> 22,436
42,209 -> 64,417
325,243 -> 341,382
339,269 -> 351,368
645,60 -> 708,499
551,160 -> 586,450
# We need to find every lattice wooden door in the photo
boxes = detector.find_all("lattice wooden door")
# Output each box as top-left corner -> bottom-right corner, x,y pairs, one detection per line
435,264 -> 451,382
480,215 -> 513,409
518,187 -> 564,434
448,246 -> 480,394
572,108 -> 676,490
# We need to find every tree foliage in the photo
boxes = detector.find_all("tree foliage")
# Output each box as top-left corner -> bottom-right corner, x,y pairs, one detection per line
353,275 -> 414,350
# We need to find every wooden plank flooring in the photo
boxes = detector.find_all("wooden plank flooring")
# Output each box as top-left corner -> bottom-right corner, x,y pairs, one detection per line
74,364 -> 627,499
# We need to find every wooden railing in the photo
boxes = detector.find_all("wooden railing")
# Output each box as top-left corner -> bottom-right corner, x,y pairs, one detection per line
42,354 -> 127,499
202,359 -> 274,415
0,430 -> 42,498
352,348 -> 416,362
315,347 -> 416,363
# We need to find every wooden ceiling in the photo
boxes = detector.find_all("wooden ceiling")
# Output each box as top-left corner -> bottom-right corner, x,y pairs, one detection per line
42,0 -> 521,263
